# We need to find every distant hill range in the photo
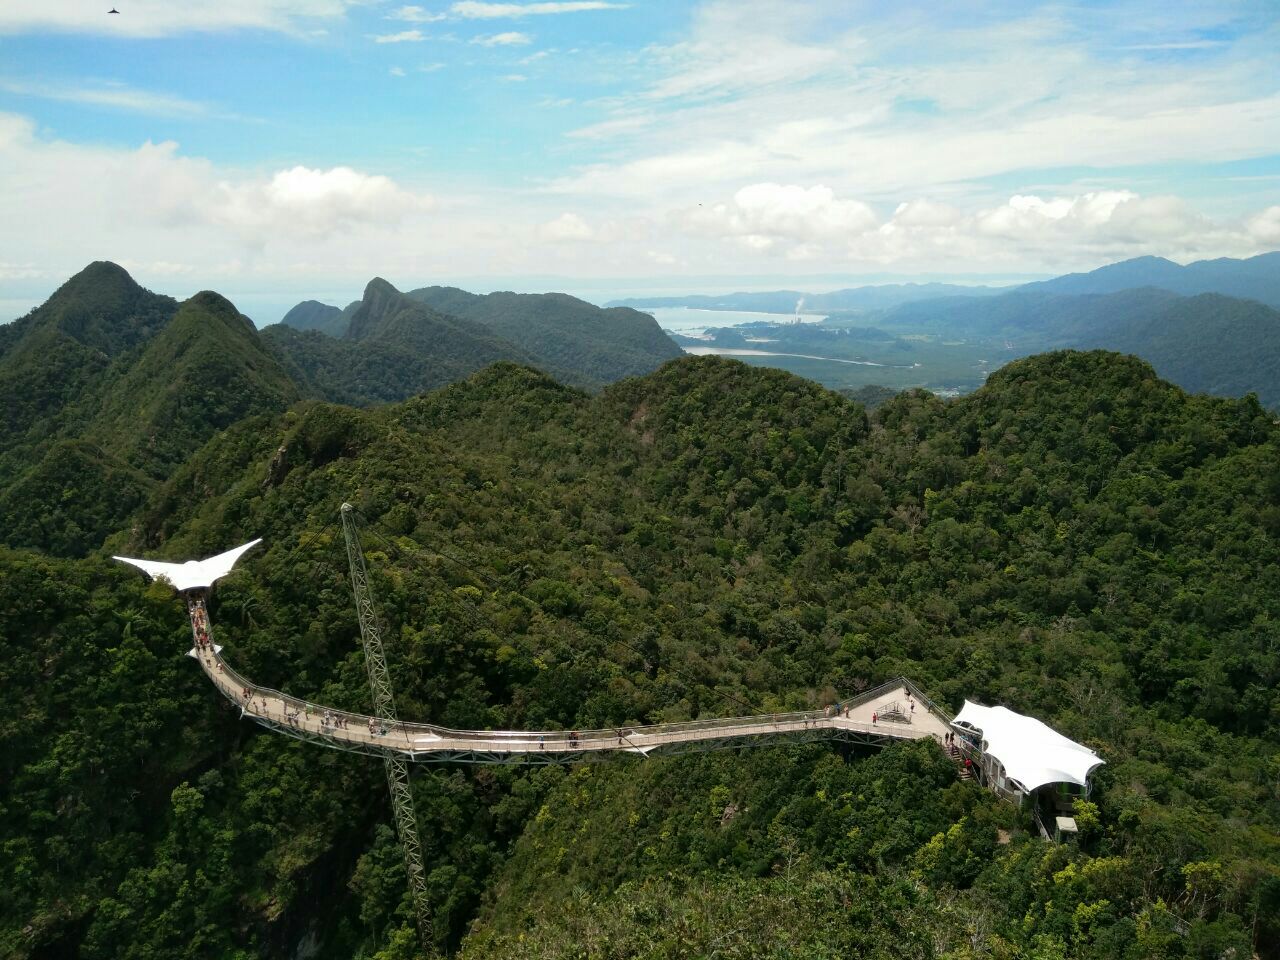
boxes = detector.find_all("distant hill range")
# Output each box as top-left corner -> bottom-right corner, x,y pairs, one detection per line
609,252 -> 1280,313
1020,252 -> 1280,306
609,252 -> 1279,408
271,281 -> 681,401
606,282 -> 1003,314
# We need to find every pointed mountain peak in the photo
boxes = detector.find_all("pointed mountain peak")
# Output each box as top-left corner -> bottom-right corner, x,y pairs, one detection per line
174,291 -> 259,340
45,260 -> 143,312
347,277 -> 414,340
364,276 -> 402,298
24,261 -> 175,357
60,259 -> 140,291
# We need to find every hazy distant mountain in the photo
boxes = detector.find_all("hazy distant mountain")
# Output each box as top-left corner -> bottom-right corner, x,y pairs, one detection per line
605,252 -> 1280,316
407,286 -> 683,383
1021,252 -> 1280,307
265,278 -> 544,405
280,299 -> 349,337
869,287 -> 1183,340
1076,292 -> 1280,405
606,283 -> 1003,315
271,281 -> 682,401
868,285 -> 1280,407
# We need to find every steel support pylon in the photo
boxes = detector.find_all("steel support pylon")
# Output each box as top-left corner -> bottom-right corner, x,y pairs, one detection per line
340,503 -> 432,952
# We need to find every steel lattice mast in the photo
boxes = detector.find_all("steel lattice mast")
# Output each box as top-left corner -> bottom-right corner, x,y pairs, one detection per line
340,503 -> 432,951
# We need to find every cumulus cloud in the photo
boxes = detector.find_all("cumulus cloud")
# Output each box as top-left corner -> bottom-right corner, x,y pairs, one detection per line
0,113 -> 434,269
673,181 -> 1280,268
208,166 -> 431,239
685,183 -> 877,252
540,212 -> 594,240
1247,206 -> 1280,244
471,31 -> 531,45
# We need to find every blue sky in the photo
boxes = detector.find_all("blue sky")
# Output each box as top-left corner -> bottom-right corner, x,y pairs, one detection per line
1,0 -> 1278,322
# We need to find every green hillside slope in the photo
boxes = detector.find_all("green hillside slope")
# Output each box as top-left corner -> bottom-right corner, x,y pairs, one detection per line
1080,292 -> 1280,404
0,262 -> 176,456
280,299 -> 349,337
868,287 -> 1280,407
3,353 -> 1276,959
83,291 -> 300,473
262,278 -> 547,405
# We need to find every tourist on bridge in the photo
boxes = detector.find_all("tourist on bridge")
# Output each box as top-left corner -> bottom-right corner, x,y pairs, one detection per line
872,711 -> 877,725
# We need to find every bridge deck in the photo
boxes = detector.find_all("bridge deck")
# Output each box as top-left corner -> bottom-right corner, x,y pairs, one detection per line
191,599 -> 951,763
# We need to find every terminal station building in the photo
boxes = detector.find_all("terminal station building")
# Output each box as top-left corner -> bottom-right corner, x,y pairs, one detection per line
951,700 -> 1105,841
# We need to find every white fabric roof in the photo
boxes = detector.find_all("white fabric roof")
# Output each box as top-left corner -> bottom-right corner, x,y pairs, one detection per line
952,700 -> 1103,792
114,539 -> 262,592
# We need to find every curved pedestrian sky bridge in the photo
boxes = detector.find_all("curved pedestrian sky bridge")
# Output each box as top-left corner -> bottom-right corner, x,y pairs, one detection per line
112,539 -> 1097,780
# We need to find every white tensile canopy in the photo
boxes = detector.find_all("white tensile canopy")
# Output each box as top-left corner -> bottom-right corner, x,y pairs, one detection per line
952,700 -> 1104,793
113,539 -> 262,592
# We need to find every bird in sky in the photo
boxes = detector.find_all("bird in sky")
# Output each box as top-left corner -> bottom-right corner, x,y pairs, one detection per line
109,7 -> 119,13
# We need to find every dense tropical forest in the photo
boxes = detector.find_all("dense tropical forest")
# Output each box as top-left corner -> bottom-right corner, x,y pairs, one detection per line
1,266 -> 1279,959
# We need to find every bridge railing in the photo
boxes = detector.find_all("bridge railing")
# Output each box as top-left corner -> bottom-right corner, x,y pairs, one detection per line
207,628 -> 954,753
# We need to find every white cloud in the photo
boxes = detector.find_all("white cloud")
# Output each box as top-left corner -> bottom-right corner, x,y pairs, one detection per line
372,29 -> 425,42
0,0 -> 355,37
0,113 -> 435,268
387,5 -> 448,22
389,66 -> 407,77
686,183 -> 877,252
0,78 -> 217,118
451,1 -> 627,17
502,74 -> 529,82
670,180 -> 1280,269
471,30 -> 531,45
1247,206 -> 1280,244
540,212 -> 594,240
209,166 -> 432,239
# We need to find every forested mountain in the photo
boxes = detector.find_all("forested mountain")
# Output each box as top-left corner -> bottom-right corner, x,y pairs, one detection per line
1023,251 -> 1280,307
280,299 -> 349,337
860,286 -> 1280,407
262,278 -> 548,404
268,279 -> 681,399
2,349 -> 1278,960
406,286 -> 683,383
0,267 -> 296,556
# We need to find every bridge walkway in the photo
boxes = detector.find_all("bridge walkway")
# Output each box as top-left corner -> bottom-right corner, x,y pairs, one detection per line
188,597 -> 952,764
